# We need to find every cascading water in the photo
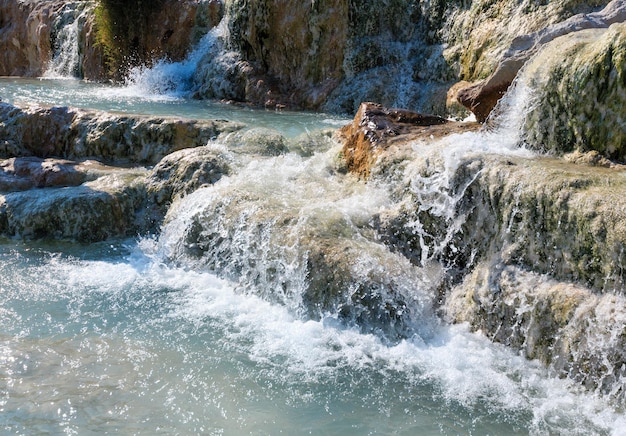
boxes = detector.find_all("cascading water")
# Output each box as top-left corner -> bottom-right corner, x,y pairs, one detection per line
1,13 -> 626,435
119,18 -> 242,102
44,2 -> 92,79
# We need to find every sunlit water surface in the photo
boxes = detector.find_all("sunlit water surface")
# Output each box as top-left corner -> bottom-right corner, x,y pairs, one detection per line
0,77 -> 625,435
2,239 -> 624,435
0,77 -> 347,138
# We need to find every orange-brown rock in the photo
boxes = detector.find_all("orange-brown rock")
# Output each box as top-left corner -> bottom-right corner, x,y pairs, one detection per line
0,0 -> 59,76
446,81 -> 473,119
0,0 -> 222,81
340,102 -> 479,178
456,77 -> 516,123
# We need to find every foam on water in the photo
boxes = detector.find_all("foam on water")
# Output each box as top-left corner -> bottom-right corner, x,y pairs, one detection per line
1,241 -> 624,434
114,29 -> 220,101
1,12 -> 625,433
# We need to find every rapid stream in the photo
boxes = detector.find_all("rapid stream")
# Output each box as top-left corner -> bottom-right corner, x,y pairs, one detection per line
0,19 -> 625,435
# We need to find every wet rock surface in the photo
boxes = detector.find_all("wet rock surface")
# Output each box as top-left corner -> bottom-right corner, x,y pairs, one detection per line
0,0 -> 223,80
156,152 -> 437,342
0,0 -> 58,76
522,22 -> 626,161
0,102 -> 243,164
366,133 -> 626,395
145,145 -> 232,213
455,0 -> 626,122
0,168 -> 148,242
1,0 -> 620,118
0,157 -> 82,191
0,101 -> 243,241
447,263 -> 626,399
221,127 -> 289,156
339,102 -> 479,177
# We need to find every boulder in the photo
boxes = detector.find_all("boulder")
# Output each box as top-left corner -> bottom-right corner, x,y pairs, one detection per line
0,157 -> 101,191
522,22 -> 626,161
456,0 -> 626,122
339,102 -> 478,177
289,129 -> 337,157
0,102 -> 243,164
221,127 -> 289,156
0,156 -> 135,193
0,168 -> 148,242
146,145 -> 232,209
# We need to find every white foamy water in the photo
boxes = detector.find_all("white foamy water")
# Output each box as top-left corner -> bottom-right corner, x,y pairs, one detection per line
1,17 -> 625,432
0,240 -> 624,435
43,2 -> 92,79
112,23 -> 224,101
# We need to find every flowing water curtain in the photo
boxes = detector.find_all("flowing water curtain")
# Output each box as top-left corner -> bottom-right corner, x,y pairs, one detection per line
45,2 -> 94,78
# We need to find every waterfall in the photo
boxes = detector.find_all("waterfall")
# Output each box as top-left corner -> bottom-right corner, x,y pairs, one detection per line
155,147 -> 442,341
119,19 -> 241,101
44,3 -> 91,79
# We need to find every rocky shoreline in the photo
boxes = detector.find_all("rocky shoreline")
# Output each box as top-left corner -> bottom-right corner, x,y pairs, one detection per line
1,97 -> 626,398
3,0 -> 623,118
1,0 -> 625,402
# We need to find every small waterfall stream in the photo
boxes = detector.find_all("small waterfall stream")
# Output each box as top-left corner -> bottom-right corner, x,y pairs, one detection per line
44,2 -> 92,79
1,10 -> 625,434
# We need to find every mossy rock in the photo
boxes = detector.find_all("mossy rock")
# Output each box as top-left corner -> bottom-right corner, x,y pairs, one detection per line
523,23 -> 626,161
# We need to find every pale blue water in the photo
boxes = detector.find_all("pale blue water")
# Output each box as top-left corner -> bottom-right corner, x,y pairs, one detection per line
0,77 -> 624,435
0,77 -> 347,139
2,238 -> 621,435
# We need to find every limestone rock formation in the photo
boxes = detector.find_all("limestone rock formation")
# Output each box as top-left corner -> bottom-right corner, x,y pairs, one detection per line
0,101 -> 244,241
1,0 -> 619,117
0,0 -> 221,80
522,22 -> 626,161
95,0 -> 222,79
0,102 -> 243,164
455,0 -> 626,121
146,145 -> 232,208
0,0 -> 57,76
156,155 -> 435,341
0,157 -> 111,191
375,150 -> 626,295
221,0 -> 348,109
201,0 -> 617,114
363,132 -> 626,394
0,168 -> 148,242
447,264 -> 626,398
221,127 -> 289,156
